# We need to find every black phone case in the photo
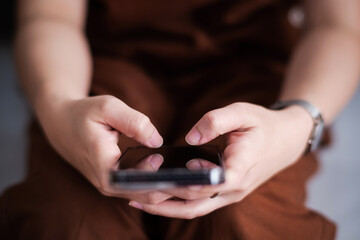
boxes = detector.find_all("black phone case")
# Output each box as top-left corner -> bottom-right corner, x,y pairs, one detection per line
110,145 -> 225,190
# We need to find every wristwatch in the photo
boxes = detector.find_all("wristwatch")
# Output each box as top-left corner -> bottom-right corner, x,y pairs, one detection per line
270,100 -> 325,153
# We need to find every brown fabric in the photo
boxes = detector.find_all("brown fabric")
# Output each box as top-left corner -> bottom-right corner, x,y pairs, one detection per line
0,118 -> 335,240
1,0 -> 336,239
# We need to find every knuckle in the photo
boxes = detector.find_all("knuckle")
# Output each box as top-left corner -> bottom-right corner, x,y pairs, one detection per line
180,202 -> 198,219
92,172 -> 112,196
98,95 -> 118,113
99,189 -> 112,197
112,147 -> 121,160
145,192 -> 161,204
237,183 -> 247,192
232,102 -> 244,110
89,132 -> 120,160
232,102 -> 248,113
238,137 -> 252,150
183,210 -> 197,220
148,209 -> 161,216
204,111 -> 221,133
233,193 -> 244,203
97,184 -> 112,197
183,191 -> 198,200
128,114 -> 150,138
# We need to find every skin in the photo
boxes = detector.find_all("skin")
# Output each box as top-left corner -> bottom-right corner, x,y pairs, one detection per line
16,0 -> 360,219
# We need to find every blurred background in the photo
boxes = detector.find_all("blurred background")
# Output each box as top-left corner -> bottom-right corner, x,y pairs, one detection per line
0,1 -> 359,239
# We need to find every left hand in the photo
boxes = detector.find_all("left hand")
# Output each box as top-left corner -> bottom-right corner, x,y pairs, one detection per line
129,102 -> 313,219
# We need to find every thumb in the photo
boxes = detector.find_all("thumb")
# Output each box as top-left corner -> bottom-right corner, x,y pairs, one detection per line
185,103 -> 253,145
101,97 -> 163,148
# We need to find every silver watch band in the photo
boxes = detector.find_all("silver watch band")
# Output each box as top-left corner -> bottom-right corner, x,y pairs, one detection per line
270,100 -> 325,153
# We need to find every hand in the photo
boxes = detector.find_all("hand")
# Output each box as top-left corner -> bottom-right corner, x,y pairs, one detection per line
129,102 -> 313,219
38,95 -> 173,204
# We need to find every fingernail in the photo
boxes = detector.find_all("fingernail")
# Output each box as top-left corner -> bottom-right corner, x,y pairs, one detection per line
129,201 -> 143,210
149,129 -> 163,147
185,129 -> 201,145
147,154 -> 164,170
186,159 -> 202,170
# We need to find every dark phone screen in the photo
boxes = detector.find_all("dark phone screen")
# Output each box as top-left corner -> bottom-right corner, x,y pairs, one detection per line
118,145 -> 222,171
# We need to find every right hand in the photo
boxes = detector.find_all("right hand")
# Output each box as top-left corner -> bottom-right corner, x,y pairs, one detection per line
37,95 -> 172,204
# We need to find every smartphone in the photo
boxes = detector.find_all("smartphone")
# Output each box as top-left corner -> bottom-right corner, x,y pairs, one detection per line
110,145 -> 225,190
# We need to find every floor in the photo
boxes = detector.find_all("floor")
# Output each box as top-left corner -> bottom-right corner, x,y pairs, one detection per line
1,42 -> 359,239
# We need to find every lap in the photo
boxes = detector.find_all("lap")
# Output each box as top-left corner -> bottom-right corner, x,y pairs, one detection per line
0,126 -> 335,239
0,57 -> 335,239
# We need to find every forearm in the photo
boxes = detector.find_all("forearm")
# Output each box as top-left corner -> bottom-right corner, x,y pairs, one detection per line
15,2 -> 90,123
280,28 -> 360,125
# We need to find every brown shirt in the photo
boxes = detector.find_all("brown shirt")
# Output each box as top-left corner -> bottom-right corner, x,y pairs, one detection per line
87,0 -> 300,72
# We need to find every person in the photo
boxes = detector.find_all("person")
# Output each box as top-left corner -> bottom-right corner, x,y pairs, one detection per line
1,0 -> 359,239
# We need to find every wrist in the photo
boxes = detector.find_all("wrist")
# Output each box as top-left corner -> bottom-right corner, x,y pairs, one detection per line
280,105 -> 313,131
32,91 -> 85,126
276,105 -> 314,154
271,99 -> 325,153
